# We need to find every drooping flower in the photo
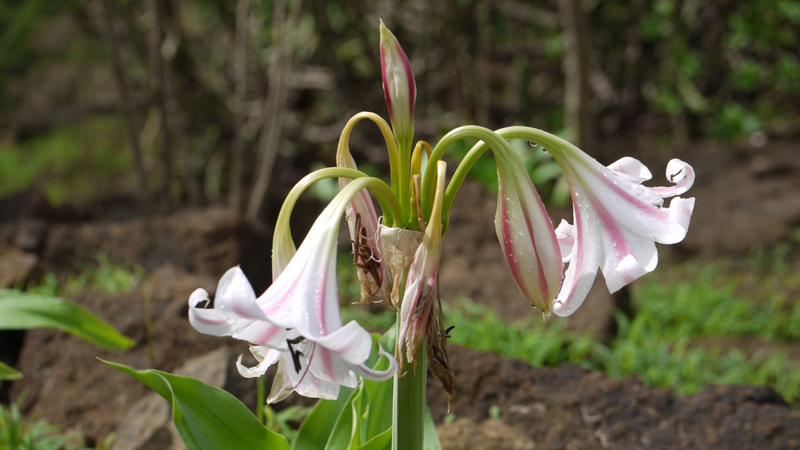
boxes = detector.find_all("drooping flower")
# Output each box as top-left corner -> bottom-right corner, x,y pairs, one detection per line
189,189 -> 397,402
494,151 -> 563,315
544,143 -> 695,317
396,161 -> 446,368
379,20 -> 416,145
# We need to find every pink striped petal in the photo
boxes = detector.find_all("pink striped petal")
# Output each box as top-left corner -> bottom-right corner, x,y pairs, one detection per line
549,145 -> 696,317
495,155 -> 563,313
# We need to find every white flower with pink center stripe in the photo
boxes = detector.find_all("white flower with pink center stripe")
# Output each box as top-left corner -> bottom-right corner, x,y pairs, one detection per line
188,192 -> 397,402
547,146 -> 695,317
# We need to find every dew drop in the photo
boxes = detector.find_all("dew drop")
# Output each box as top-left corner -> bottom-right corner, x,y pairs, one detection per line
528,140 -> 539,148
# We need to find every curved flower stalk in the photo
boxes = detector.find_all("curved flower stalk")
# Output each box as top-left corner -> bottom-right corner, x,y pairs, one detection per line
495,127 -> 695,317
422,125 -> 563,315
189,178 -> 401,402
336,113 -> 400,305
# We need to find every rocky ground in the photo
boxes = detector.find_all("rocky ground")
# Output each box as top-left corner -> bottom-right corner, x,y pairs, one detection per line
1,138 -> 800,449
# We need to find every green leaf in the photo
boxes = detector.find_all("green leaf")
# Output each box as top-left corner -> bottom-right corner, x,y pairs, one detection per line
0,360 -> 22,380
423,403 -> 442,450
354,429 -> 391,450
0,290 -> 134,350
292,387 -> 354,450
101,359 -> 290,450
324,388 -> 359,450
346,387 -> 368,450
362,357 -> 393,441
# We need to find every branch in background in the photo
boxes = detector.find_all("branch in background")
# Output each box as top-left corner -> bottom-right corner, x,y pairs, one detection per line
164,66 -> 202,207
246,0 -> 303,222
98,0 -> 152,213
229,0 -> 250,212
558,0 -> 595,154
147,0 -> 173,211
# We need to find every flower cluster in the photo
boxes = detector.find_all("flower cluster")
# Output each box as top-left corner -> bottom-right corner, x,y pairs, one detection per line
188,21 -> 696,403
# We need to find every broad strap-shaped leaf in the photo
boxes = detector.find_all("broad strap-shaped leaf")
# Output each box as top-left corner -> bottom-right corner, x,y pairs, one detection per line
324,387 -> 359,450
423,404 -> 442,450
0,361 -> 21,380
101,359 -> 290,450
0,290 -> 134,350
363,352 -> 394,442
354,429 -> 391,450
292,387 -> 354,450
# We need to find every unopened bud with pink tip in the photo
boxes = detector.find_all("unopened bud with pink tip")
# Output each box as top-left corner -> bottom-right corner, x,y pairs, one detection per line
380,20 -> 416,145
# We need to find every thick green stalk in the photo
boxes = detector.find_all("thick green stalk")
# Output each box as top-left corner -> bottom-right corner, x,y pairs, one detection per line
392,335 -> 427,450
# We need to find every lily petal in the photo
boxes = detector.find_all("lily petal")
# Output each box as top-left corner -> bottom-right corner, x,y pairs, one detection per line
548,144 -> 695,317
189,188 -> 398,402
495,154 -> 563,314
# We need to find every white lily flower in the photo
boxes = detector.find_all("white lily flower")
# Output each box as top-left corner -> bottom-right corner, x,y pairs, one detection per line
189,192 -> 397,402
547,143 -> 695,317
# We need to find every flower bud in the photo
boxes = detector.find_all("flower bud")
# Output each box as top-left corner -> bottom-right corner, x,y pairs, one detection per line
379,20 -> 416,144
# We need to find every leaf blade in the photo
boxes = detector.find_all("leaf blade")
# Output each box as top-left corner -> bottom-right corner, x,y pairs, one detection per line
0,291 -> 134,350
0,361 -> 21,380
101,359 -> 290,450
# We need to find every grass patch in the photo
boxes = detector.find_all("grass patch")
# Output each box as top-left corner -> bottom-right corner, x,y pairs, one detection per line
0,397 -> 115,450
25,252 -> 145,297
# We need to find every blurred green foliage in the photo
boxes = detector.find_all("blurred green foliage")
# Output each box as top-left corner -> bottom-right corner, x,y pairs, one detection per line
0,0 -> 798,206
25,251 -> 144,297
0,400 -> 94,450
0,117 -> 132,206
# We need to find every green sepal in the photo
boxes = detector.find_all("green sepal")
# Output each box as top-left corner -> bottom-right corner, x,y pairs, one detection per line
100,359 -> 290,450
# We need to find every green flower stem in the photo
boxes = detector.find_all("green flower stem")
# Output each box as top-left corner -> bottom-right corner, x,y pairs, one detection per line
393,338 -> 427,450
272,168 -> 403,269
422,125 -> 518,229
337,112 -> 401,207
493,126 -> 572,156
257,375 -> 266,424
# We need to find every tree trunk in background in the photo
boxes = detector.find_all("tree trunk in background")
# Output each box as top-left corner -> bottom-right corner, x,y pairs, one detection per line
98,0 -> 152,213
558,0 -> 595,154
229,0 -> 250,212
164,68 -> 202,207
246,0 -> 303,222
147,0 -> 173,211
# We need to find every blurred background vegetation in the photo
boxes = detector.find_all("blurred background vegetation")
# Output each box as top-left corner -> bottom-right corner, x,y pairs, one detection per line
1,0 -> 798,216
